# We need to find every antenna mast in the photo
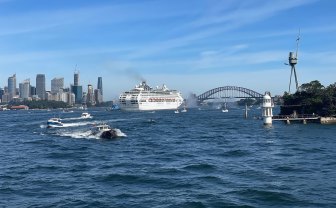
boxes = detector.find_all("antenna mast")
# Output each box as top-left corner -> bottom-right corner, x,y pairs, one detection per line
288,30 -> 300,94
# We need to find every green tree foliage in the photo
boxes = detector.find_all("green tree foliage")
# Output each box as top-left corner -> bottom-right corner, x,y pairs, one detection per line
94,101 -> 113,107
10,100 -> 70,109
281,80 -> 336,116
237,98 -> 261,106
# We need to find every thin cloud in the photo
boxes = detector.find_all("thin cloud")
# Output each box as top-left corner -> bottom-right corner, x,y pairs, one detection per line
124,0 -> 317,59
0,1 -> 197,37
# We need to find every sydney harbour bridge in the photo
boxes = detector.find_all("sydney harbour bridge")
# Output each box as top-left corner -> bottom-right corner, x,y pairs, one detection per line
196,86 -> 264,103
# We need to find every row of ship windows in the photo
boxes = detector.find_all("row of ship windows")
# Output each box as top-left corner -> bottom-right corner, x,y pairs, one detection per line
145,98 -> 177,102
120,98 -> 177,103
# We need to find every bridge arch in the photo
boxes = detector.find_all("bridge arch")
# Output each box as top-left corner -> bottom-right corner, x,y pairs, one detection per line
197,86 -> 263,103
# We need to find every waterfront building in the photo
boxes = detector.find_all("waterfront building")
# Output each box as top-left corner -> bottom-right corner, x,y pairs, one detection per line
58,91 -> 68,103
19,79 -> 30,99
30,86 -> 36,97
32,95 -> 39,101
94,89 -> 103,104
51,77 -> 64,94
0,88 -> 4,102
1,94 -> 10,103
67,92 -> 75,106
45,91 -> 52,101
71,71 -> 83,104
97,77 -> 103,99
82,92 -> 87,105
36,74 -> 46,100
71,85 -> 83,104
86,84 -> 95,105
8,74 -> 16,101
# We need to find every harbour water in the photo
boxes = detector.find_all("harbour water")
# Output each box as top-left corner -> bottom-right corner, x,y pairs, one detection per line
0,108 -> 335,207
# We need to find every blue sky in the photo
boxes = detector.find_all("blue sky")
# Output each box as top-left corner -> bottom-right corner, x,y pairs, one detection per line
0,0 -> 336,100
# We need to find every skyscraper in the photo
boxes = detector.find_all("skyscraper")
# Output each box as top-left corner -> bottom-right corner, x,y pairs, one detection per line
8,74 -> 16,100
71,71 -> 83,104
71,85 -> 83,104
19,79 -> 30,99
51,77 -> 64,94
94,89 -> 103,104
97,77 -> 103,96
74,71 -> 79,86
0,88 -> 4,103
30,86 -> 36,97
86,84 -> 95,105
36,74 -> 46,100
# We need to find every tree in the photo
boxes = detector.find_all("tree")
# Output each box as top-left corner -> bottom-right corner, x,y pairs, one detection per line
281,80 -> 336,116
300,80 -> 324,94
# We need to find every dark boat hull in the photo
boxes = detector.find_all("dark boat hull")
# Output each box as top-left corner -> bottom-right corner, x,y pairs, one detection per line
100,130 -> 118,139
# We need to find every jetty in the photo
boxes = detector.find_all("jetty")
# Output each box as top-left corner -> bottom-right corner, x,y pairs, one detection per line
272,113 -> 336,124
272,114 -> 319,124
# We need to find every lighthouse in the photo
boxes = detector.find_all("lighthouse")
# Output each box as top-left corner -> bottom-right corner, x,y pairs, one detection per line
262,92 -> 273,125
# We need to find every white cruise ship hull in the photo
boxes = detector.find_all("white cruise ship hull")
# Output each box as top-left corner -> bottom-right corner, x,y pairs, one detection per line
120,101 -> 183,111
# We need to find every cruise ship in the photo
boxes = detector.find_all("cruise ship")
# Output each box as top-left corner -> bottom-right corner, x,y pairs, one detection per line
119,81 -> 183,111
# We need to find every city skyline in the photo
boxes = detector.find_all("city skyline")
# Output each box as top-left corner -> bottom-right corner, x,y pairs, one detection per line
0,72 -> 103,105
1,0 -> 336,99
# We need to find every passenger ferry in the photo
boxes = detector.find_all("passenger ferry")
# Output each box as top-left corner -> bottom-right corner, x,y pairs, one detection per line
119,81 -> 183,111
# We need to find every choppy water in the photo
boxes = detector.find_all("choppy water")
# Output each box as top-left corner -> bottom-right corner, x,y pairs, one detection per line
0,107 -> 335,207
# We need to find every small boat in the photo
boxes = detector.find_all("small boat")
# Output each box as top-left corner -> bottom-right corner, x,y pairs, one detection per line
81,112 -> 92,119
47,118 -> 63,128
174,110 -> 179,114
221,103 -> 228,113
181,104 -> 187,113
92,124 -> 118,139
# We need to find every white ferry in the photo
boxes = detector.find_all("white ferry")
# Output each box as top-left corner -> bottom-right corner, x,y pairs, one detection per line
119,81 -> 183,111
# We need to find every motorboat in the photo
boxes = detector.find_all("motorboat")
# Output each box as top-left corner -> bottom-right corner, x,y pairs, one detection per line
174,110 -> 179,114
63,109 -> 74,113
181,104 -> 187,113
92,124 -> 118,139
221,103 -> 229,113
47,118 -> 63,128
81,112 -> 92,119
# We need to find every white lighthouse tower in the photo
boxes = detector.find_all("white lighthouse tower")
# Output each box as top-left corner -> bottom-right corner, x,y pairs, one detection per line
262,92 -> 273,125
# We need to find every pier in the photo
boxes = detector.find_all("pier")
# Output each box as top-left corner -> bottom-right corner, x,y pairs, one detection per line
272,114 -> 319,124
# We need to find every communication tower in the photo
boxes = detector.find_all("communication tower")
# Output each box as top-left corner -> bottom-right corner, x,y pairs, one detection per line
287,31 -> 300,94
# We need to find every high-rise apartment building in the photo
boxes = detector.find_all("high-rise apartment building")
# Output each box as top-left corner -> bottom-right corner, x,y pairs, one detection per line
0,88 -> 4,103
86,84 -> 95,105
36,74 -> 46,100
8,74 -> 16,100
72,71 -> 83,104
71,85 -> 83,104
51,77 -> 64,94
30,86 -> 36,97
19,79 -> 30,99
94,89 -> 103,104
97,77 -> 103,96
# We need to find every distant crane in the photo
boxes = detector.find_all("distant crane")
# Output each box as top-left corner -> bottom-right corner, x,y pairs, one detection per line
286,30 -> 301,94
